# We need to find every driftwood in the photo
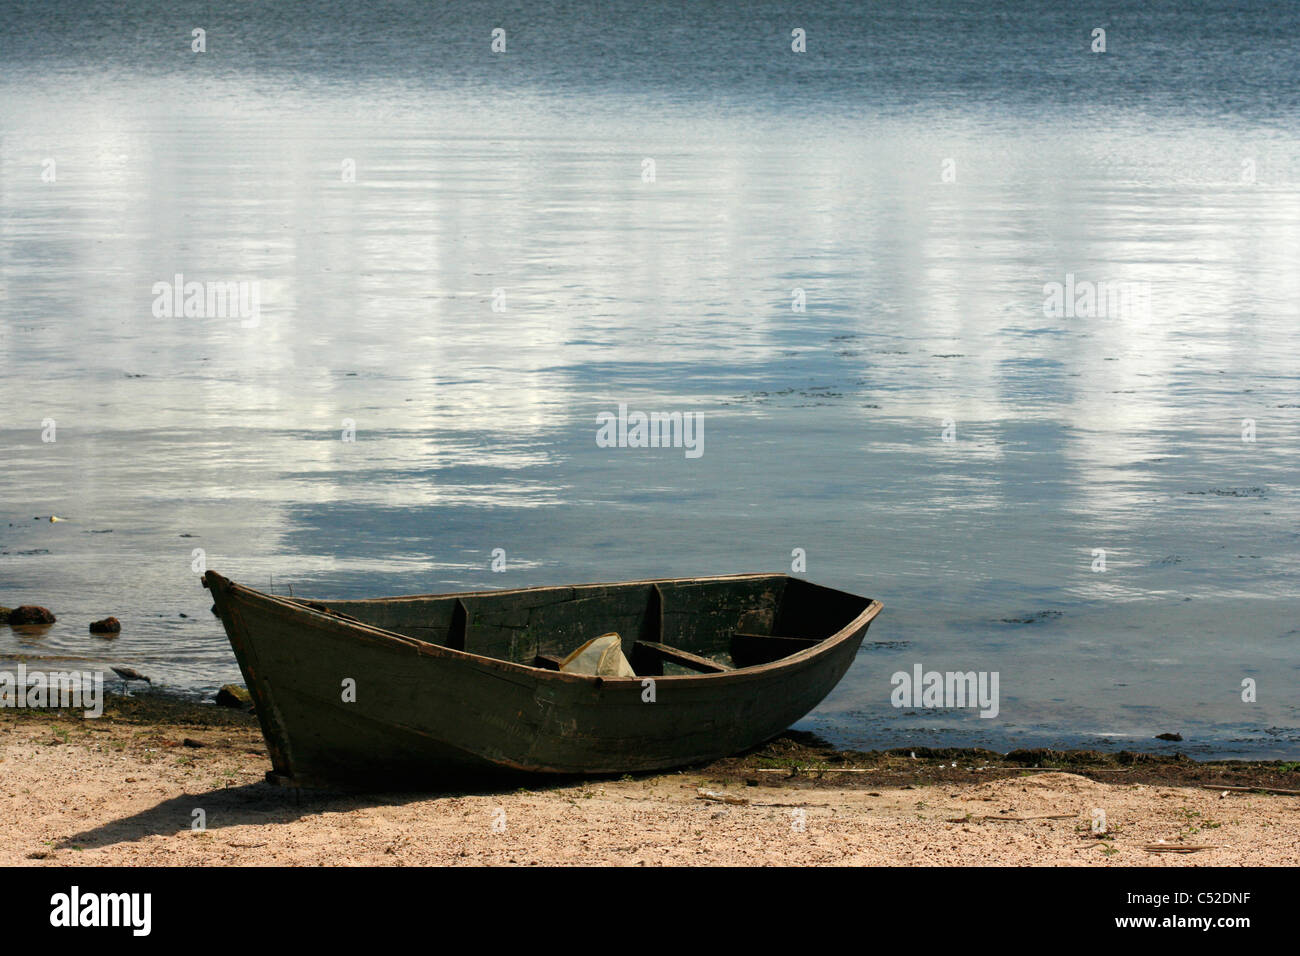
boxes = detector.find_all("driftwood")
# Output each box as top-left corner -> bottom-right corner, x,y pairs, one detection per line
697,788 -> 750,805
755,767 -> 1135,777
754,767 -> 872,774
1202,784 -> 1300,796
695,788 -> 812,809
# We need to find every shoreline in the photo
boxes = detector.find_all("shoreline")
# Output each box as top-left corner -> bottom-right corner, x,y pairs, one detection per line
3,693 -> 1297,866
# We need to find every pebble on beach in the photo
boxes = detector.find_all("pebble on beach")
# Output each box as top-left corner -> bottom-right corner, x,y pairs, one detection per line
89,616 -> 122,634
215,684 -> 252,708
6,605 -> 56,626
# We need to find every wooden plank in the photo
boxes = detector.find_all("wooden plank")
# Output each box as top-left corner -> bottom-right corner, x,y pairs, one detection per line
656,578 -> 783,656
634,640 -> 733,673
328,596 -> 457,640
734,632 -> 820,643
528,587 -> 646,662
293,600 -> 366,624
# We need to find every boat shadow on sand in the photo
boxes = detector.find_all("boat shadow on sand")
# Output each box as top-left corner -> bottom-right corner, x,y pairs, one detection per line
56,774 -> 596,852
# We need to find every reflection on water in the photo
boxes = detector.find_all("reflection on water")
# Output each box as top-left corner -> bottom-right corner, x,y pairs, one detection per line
1,0 -> 1298,756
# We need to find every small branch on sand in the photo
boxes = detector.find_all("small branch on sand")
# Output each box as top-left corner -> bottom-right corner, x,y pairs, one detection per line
946,813 -> 1076,823
1145,844 -> 1225,853
1202,784 -> 1300,796
1015,767 -> 1132,773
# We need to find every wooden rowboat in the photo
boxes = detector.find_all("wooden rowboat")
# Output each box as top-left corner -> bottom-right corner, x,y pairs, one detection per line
204,570 -> 882,788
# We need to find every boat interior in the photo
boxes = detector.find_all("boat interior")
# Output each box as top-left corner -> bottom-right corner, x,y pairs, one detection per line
290,575 -> 873,674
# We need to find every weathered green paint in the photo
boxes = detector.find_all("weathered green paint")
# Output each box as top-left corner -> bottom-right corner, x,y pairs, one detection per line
204,571 -> 882,789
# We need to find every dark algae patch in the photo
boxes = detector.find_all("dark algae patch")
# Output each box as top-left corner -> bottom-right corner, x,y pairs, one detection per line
1000,610 -> 1063,625
703,731 -> 1300,793
5,691 -> 258,729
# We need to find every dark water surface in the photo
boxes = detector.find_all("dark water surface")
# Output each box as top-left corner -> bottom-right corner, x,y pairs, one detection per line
2,1 -> 1298,757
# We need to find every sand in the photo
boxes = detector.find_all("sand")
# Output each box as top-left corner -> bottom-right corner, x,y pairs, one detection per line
3,702 -> 1298,866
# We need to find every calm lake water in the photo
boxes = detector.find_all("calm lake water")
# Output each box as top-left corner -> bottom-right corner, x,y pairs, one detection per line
2,1 -> 1298,757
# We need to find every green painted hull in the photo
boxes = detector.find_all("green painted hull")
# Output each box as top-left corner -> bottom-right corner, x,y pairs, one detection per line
204,571 -> 882,788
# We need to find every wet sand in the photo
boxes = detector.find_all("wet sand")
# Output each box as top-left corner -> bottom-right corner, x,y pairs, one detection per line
2,696 -> 1297,866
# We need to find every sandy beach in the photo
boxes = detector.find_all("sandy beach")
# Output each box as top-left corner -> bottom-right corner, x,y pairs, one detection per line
3,696 -> 1296,867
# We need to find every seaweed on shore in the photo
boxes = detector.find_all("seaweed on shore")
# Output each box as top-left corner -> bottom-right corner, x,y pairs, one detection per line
704,731 -> 1300,793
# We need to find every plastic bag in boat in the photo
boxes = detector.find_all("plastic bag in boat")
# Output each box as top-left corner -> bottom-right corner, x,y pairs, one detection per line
559,632 -> 635,677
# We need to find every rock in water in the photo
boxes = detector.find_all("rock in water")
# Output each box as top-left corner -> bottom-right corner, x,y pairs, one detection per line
89,616 -> 122,634
7,605 -> 56,625
0,607 -> 11,624
215,684 -> 252,708
1155,732 -> 1183,742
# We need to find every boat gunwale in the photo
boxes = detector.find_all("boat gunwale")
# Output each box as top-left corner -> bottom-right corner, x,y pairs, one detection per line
205,571 -> 883,686
284,571 -> 785,604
